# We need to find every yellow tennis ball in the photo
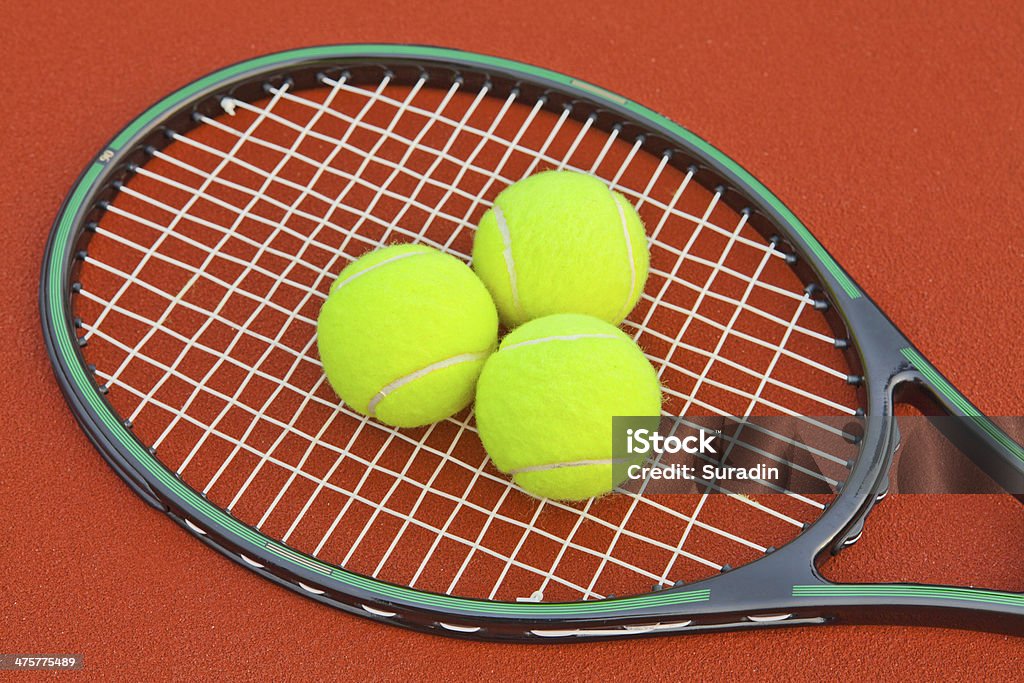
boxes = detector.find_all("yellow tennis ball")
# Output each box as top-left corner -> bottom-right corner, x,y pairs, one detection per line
475,313 -> 662,501
317,244 -> 498,428
472,170 -> 649,328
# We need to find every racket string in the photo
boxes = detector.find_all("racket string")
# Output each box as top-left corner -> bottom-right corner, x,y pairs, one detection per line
185,105 -> 836,346
75,72 -> 861,601
276,78 -> 790,259
125,142 -> 849,405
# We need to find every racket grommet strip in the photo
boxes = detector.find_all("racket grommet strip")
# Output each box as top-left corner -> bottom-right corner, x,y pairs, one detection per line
362,605 -> 397,618
240,554 -> 265,569
439,623 -> 482,634
184,518 -> 207,535
842,530 -> 864,547
803,284 -> 831,310
841,424 -> 863,446
263,76 -> 295,94
747,613 -> 794,623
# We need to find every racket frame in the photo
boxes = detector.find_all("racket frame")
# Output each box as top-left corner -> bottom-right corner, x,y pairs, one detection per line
40,44 -> 1024,641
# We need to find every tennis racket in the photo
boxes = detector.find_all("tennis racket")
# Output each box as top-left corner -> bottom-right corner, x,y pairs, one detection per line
40,44 -> 1024,641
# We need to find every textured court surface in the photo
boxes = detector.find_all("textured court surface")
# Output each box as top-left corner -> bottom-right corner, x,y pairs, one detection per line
3,1 -> 1023,679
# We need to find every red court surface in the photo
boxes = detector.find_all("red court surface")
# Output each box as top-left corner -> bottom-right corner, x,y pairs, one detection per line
3,1 -> 1023,680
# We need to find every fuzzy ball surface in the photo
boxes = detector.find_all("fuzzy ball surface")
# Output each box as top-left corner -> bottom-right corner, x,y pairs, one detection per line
475,313 -> 663,500
472,170 -> 649,328
317,244 -> 499,427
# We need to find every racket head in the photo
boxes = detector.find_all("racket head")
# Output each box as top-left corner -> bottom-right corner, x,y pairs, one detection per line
40,44 -> 953,639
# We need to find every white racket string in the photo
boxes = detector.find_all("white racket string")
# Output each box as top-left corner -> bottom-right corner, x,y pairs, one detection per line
76,72 -> 860,601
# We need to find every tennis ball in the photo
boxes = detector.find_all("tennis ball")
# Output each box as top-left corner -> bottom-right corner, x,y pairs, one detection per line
475,313 -> 662,501
317,244 -> 498,428
472,170 -> 649,328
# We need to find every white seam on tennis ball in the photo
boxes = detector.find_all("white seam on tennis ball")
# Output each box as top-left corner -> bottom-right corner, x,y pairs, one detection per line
611,192 -> 639,323
492,203 -> 523,318
501,332 -> 620,353
366,350 -> 490,417
332,249 -> 429,293
508,457 -> 635,475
